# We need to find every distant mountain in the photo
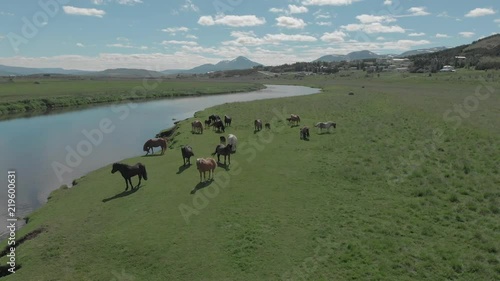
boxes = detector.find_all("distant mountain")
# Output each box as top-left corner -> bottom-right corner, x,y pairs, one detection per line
87,68 -> 165,78
398,47 -> 448,57
0,64 -> 90,76
166,56 -> 262,74
313,48 -> 451,62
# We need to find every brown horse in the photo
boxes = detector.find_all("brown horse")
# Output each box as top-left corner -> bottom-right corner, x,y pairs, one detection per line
290,114 -> 301,126
143,138 -> 167,155
254,119 -> 263,131
196,158 -> 217,182
111,162 -> 148,191
192,120 -> 203,134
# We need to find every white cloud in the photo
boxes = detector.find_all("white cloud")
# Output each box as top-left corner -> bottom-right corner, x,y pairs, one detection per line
269,8 -> 285,13
320,30 -> 347,42
376,36 -> 385,41
494,19 -> 500,23
276,16 -> 307,29
435,33 -> 450,38
161,27 -> 189,34
76,43 -> 85,47
91,0 -> 104,4
407,7 -> 430,16
115,0 -> 142,5
382,39 -> 430,50
185,34 -> 198,40
302,0 -> 361,6
459,32 -> 475,38
383,0 -> 392,5
408,32 -> 425,37
317,21 -> 332,26
63,6 -> 106,17
180,0 -> 199,12
0,11 -> 15,16
465,8 -> 496,18
106,43 -> 148,50
264,33 -> 317,43
161,40 -> 198,46
341,22 -> 405,33
289,5 -> 309,14
198,15 -> 266,27
356,14 -> 395,24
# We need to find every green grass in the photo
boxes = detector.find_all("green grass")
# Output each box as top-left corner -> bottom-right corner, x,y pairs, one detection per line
0,77 -> 264,115
1,72 -> 499,280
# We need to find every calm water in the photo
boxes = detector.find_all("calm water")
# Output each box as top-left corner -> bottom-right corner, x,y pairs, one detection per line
0,85 -> 319,236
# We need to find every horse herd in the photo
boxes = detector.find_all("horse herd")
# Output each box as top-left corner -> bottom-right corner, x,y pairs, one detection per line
111,113 -> 336,190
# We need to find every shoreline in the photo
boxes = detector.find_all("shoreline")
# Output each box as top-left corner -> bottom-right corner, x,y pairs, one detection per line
0,83 -> 265,121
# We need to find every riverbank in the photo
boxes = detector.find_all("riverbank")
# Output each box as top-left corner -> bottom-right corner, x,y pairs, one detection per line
0,77 -> 264,117
1,75 -> 498,280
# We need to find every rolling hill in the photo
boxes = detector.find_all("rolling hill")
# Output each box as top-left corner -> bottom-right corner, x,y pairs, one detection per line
168,56 -> 262,74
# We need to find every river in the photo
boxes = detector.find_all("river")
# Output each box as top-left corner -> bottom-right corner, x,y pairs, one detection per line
0,85 -> 320,237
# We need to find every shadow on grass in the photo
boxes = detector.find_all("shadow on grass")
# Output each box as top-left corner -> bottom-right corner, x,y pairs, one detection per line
217,162 -> 231,170
142,153 -> 164,157
0,264 -> 22,277
102,185 -> 143,203
190,180 -> 213,194
177,164 -> 192,174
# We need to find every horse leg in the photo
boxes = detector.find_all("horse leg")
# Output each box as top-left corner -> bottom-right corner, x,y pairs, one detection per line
228,153 -> 230,165
137,176 -> 142,188
124,178 -> 129,191
128,178 -> 134,190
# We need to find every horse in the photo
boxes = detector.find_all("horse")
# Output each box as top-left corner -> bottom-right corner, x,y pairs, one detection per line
300,126 -> 310,140
254,119 -> 263,131
211,143 -> 232,165
212,120 -> 225,133
314,121 -> 336,133
191,120 -> 203,134
111,162 -> 148,191
227,134 -> 237,153
196,158 -> 217,182
224,115 -> 232,127
204,119 -> 211,128
290,114 -> 301,126
265,122 -> 271,130
181,145 -> 194,166
209,114 -> 220,123
143,138 -> 167,155
220,136 -> 226,144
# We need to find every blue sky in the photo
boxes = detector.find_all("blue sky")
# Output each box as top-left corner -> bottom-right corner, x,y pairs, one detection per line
0,0 -> 498,70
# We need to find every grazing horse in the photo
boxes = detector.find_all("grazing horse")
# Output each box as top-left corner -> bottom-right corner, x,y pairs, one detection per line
290,114 -> 301,126
265,122 -> 271,129
227,134 -> 237,153
209,114 -> 220,123
300,126 -> 310,140
191,120 -> 203,134
143,138 -> 167,155
220,136 -> 226,144
211,143 -> 232,165
314,121 -> 336,133
212,120 -> 225,132
224,115 -> 232,127
181,145 -> 194,166
196,158 -> 217,182
254,119 -> 263,131
111,162 -> 148,191
204,119 -> 211,128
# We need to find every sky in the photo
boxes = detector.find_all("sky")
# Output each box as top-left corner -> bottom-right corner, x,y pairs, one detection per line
0,0 -> 498,71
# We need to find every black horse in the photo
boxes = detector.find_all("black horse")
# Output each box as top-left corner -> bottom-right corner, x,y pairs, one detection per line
209,114 -> 221,123
111,163 -> 148,191
300,126 -> 310,140
224,115 -> 232,127
212,120 -> 225,133
211,143 -> 232,165
204,119 -> 211,128
181,145 -> 194,166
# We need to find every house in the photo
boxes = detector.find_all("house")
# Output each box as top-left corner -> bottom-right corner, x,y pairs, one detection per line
440,65 -> 456,72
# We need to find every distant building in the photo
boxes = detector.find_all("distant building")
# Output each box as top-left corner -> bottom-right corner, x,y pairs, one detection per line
440,65 -> 456,72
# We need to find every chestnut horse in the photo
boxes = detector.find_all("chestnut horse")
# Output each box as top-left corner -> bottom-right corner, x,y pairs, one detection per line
143,138 -> 167,155
196,158 -> 217,182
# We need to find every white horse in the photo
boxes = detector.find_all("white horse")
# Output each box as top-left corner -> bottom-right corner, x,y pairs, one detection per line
227,134 -> 237,152
314,121 -> 336,133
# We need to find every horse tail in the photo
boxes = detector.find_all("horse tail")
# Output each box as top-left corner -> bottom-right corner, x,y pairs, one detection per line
211,145 -> 218,156
143,140 -> 149,151
140,164 -> 148,180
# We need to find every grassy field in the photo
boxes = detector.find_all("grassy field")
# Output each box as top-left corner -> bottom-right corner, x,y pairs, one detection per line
1,71 -> 499,280
0,77 -> 264,116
